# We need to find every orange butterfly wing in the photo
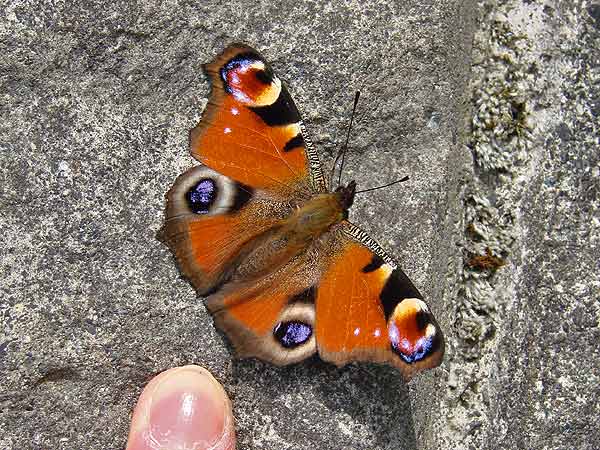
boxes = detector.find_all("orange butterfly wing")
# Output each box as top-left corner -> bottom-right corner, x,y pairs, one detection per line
315,223 -> 444,379
205,250 -> 324,366
190,43 -> 326,193
160,166 -> 285,294
161,45 -> 325,294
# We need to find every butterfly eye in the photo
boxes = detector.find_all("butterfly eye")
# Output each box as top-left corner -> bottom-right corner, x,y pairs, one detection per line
185,178 -> 218,214
273,321 -> 313,348
387,298 -> 439,364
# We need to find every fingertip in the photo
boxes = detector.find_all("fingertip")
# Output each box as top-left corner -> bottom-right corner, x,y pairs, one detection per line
126,365 -> 235,450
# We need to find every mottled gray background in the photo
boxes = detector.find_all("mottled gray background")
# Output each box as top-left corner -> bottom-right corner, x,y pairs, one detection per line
1,1 -> 598,449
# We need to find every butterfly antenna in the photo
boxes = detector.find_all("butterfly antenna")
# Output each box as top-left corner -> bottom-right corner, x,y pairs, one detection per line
330,91 -> 361,188
355,175 -> 410,194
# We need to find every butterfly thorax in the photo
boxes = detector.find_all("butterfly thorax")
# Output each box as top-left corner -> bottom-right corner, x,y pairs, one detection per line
231,183 -> 356,283
282,181 -> 356,244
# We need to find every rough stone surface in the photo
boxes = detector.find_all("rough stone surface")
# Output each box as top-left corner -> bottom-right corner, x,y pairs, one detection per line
431,1 -> 600,450
1,0 -> 597,450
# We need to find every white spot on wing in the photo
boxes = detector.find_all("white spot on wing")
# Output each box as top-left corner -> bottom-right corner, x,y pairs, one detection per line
380,263 -> 393,277
415,299 -> 430,312
425,324 -> 436,337
249,61 -> 266,72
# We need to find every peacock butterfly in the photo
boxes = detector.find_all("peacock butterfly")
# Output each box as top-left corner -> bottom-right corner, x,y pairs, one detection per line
160,44 -> 444,379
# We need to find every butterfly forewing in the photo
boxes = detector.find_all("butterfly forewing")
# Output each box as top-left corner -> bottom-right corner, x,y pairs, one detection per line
190,43 -> 327,194
315,222 -> 444,379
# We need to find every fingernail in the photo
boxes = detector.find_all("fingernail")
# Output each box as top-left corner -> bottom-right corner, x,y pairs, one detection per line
127,365 -> 235,450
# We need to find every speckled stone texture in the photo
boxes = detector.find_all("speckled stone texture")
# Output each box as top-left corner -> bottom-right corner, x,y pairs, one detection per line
431,2 -> 600,450
1,0 -> 597,449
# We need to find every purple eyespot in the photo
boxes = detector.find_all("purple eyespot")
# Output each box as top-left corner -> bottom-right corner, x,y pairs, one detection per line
390,331 -> 434,363
186,178 -> 217,214
273,321 -> 312,348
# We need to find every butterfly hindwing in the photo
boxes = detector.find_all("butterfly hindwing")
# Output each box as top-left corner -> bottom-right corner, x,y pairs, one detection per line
315,222 -> 444,379
160,165 -> 289,295
191,43 -> 326,194
204,242 -> 332,365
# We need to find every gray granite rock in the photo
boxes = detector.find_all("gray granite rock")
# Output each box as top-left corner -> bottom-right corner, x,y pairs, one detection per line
431,1 -> 600,450
1,0 -> 597,449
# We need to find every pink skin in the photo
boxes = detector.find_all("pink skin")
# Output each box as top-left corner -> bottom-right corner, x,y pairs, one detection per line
126,365 -> 236,450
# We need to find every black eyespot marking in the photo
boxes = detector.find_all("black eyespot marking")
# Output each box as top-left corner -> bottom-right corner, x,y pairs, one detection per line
287,286 -> 316,305
415,309 -> 430,331
255,68 -> 274,84
390,331 -> 442,364
380,268 -> 422,320
362,255 -> 385,273
249,87 -> 301,126
186,178 -> 218,214
283,134 -> 305,152
231,182 -> 254,212
273,321 -> 312,348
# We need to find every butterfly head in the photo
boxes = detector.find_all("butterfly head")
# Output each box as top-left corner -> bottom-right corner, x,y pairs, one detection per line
334,180 -> 357,212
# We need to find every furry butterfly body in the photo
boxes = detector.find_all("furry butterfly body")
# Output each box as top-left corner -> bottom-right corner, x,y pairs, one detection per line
161,44 -> 444,379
